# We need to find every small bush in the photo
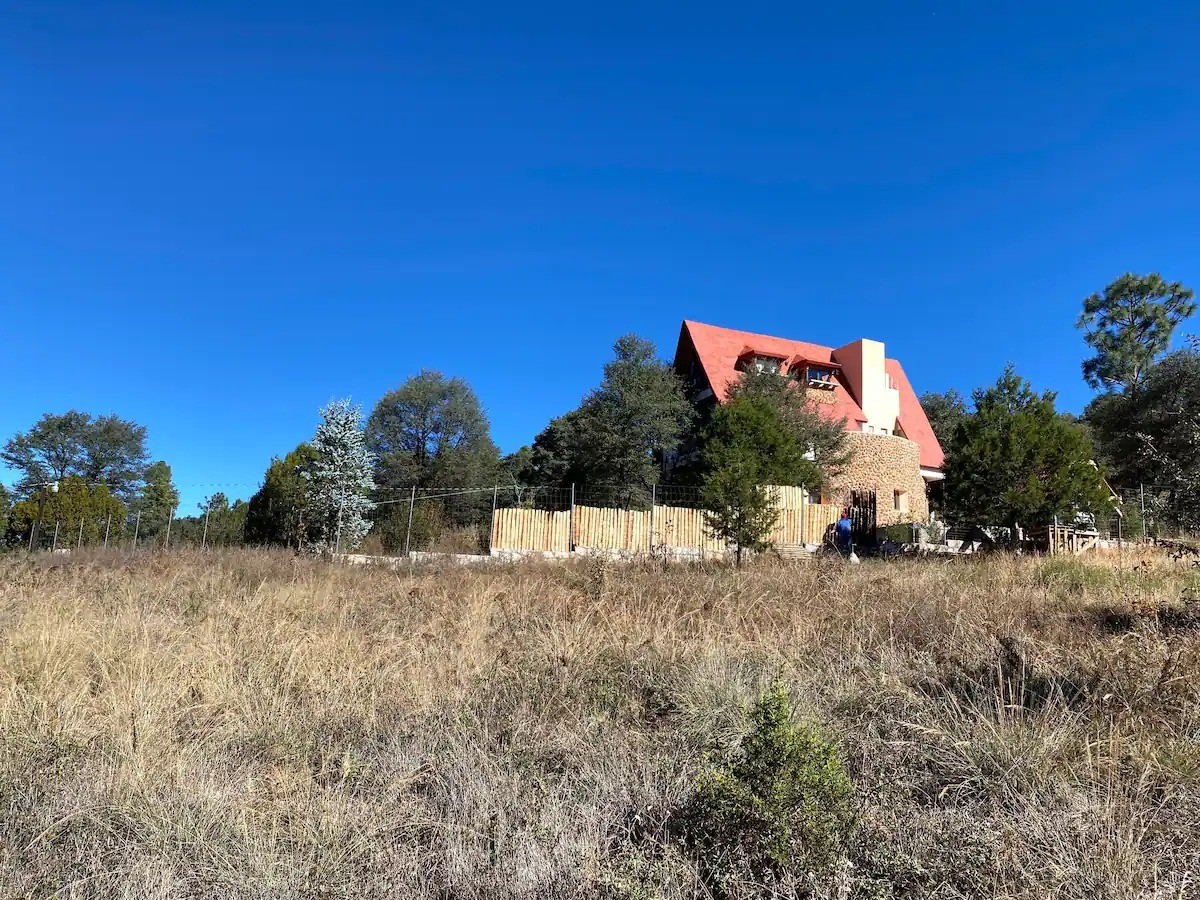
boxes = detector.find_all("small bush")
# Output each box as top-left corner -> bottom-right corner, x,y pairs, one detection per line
679,683 -> 856,895
880,523 -> 916,544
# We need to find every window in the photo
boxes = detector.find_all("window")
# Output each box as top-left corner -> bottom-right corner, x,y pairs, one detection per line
738,352 -> 785,375
801,365 -> 837,389
894,490 -> 909,514
807,488 -> 823,505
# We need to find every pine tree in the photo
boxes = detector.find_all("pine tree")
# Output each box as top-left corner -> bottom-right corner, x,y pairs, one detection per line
1078,273 -> 1195,392
307,399 -> 375,552
699,397 -> 808,565
946,366 -> 1112,529
245,444 -> 319,547
524,335 -> 694,507
135,460 -> 180,539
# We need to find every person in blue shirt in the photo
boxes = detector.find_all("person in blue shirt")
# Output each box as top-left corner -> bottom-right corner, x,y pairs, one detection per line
835,509 -> 853,556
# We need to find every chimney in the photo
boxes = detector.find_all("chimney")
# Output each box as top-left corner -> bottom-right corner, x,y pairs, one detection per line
832,338 -> 900,434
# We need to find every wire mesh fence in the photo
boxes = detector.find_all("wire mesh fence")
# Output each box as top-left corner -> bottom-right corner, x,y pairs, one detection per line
19,509 -> 244,553
10,479 -> 1197,558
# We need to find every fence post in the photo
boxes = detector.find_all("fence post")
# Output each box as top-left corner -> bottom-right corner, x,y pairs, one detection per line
1140,483 -> 1147,540
800,485 -> 806,548
52,521 -> 60,552
133,511 -> 141,549
489,485 -> 498,554
569,483 -> 576,553
104,513 -> 111,548
650,484 -> 656,552
202,509 -> 210,550
165,510 -> 173,550
404,485 -> 416,557
77,517 -> 84,549
335,502 -> 342,555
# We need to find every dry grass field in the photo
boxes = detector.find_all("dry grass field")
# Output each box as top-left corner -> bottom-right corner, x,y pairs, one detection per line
2,549 -> 1199,898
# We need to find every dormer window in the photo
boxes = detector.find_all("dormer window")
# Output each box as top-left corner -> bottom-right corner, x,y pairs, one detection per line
805,365 -> 837,388
736,348 -> 787,375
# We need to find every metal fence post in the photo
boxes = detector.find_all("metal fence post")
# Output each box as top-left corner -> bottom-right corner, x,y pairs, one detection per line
165,510 -> 173,550
202,509 -> 210,550
489,485 -> 498,554
404,485 -> 416,557
77,517 -> 84,549
133,511 -> 141,549
104,513 -> 111,548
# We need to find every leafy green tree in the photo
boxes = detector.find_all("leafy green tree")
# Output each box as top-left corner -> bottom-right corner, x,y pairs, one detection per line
699,397 -> 809,565
525,335 -> 694,506
367,370 -> 500,489
946,367 -> 1112,529
245,444 -> 319,547
919,388 -> 968,449
9,476 -> 125,548
2,411 -> 150,500
366,371 -> 500,547
1078,273 -> 1196,392
132,460 -> 179,540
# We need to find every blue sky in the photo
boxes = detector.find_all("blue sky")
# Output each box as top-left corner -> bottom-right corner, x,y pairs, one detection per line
4,2 -> 1199,512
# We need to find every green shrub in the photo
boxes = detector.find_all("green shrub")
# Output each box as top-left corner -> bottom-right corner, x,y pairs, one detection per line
881,523 -> 916,544
679,683 -> 856,895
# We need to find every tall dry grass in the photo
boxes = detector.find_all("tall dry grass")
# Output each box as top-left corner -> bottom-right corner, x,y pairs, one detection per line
1,549 -> 1198,898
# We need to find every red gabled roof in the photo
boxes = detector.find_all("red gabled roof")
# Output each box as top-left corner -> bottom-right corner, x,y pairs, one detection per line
676,319 -> 944,470
885,358 -> 944,470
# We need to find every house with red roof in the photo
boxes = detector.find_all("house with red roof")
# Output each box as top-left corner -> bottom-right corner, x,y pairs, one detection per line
673,319 -> 944,525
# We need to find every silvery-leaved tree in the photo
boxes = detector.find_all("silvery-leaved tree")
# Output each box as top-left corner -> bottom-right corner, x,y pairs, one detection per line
307,399 -> 375,552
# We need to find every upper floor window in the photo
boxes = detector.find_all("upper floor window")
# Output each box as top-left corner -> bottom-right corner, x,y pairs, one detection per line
738,353 -> 785,375
802,365 -> 838,389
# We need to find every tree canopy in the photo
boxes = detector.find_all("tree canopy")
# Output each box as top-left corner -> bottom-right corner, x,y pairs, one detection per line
1078,273 -> 1196,392
2,411 -> 150,500
365,371 -> 500,548
245,443 -> 319,547
945,366 -> 1111,528
308,399 -> 375,552
724,368 -> 850,488
366,370 -> 500,490
699,396 -> 809,565
524,335 -> 693,506
132,460 -> 180,538
919,389 -> 968,450
8,476 -> 125,548
1085,349 -> 1200,529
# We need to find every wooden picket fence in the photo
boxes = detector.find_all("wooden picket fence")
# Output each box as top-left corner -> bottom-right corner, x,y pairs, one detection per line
491,488 -> 841,555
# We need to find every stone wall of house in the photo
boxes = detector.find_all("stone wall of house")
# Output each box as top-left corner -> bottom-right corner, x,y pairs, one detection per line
828,432 -> 929,525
